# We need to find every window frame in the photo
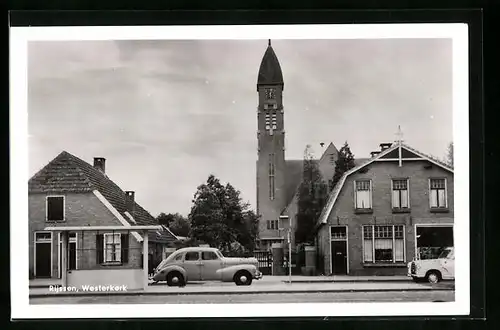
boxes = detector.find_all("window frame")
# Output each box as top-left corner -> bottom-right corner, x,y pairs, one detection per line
103,232 -> 122,264
45,195 -> 65,222
353,179 -> 373,211
269,153 -> 275,200
184,251 -> 200,261
391,178 -> 410,210
362,225 -> 406,264
267,219 -> 279,230
428,178 -> 448,209
202,251 -> 220,261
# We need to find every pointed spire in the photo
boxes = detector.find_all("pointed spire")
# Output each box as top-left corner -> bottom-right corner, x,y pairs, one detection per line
257,39 -> 284,90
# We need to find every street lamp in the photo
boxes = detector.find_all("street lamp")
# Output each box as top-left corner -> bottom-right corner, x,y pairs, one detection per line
279,215 -> 291,284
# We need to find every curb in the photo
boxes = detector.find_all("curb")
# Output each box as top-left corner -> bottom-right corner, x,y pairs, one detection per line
281,279 -> 413,283
29,287 -> 454,298
29,279 -> 413,289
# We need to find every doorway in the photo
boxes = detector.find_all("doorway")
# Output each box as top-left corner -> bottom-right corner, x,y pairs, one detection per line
415,225 -> 454,260
34,232 -> 52,278
58,233 -> 77,278
330,226 -> 348,275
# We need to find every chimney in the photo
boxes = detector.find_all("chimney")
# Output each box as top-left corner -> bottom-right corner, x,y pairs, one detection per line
93,157 -> 106,173
125,191 -> 135,213
380,143 -> 392,151
370,151 -> 381,158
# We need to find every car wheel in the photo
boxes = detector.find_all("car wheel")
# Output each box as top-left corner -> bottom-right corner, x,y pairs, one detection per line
167,271 -> 185,287
234,270 -> 253,286
426,271 -> 441,284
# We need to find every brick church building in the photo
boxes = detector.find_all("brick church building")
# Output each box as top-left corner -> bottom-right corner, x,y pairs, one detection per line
255,41 -> 366,250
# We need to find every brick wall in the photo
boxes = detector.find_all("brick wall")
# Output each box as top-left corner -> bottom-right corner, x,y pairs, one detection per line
256,85 -> 287,242
29,192 -> 144,278
319,160 -> 454,275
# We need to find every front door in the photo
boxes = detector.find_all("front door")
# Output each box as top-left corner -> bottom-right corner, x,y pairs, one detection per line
183,251 -> 202,281
331,240 -> 347,275
35,242 -> 52,277
200,251 -> 223,281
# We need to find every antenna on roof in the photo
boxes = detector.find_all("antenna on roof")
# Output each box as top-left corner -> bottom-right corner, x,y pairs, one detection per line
268,39 -> 271,46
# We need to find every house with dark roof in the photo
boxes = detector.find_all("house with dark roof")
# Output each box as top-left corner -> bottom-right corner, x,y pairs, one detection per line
254,41 -> 368,250
315,142 -> 454,276
28,151 -> 178,279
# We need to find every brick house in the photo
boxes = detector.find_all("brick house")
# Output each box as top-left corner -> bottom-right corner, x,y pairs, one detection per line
28,151 -> 178,279
316,142 -> 454,276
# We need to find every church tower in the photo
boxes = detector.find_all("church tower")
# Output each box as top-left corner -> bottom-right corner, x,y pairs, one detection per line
256,40 -> 287,249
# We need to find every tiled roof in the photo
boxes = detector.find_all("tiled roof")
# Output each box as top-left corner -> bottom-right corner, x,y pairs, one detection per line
316,143 -> 454,226
29,151 -> 177,245
284,160 -> 303,206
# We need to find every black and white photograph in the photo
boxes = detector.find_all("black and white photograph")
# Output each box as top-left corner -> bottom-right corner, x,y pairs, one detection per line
10,24 -> 469,318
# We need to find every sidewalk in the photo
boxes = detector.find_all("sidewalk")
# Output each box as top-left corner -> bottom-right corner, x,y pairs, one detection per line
267,275 -> 410,283
29,275 -> 409,288
29,276 -> 454,298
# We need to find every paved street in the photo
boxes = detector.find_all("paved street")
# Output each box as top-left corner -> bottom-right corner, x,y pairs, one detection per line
30,290 -> 454,304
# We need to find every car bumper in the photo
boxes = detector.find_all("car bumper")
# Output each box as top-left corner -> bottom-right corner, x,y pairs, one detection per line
254,271 -> 263,280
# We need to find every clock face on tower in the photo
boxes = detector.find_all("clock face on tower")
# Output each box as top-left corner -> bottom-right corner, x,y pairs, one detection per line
265,88 -> 276,100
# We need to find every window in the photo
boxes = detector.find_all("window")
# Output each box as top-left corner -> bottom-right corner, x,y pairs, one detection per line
269,154 -> 275,200
330,154 -> 335,165
330,226 -> 347,240
267,220 -> 279,230
104,233 -> 121,263
185,252 -> 199,261
202,252 -> 219,260
392,179 -> 409,209
35,232 -> 52,242
46,196 -> 64,221
363,225 -> 405,263
354,180 -> 372,209
174,253 -> 184,261
430,178 -> 447,208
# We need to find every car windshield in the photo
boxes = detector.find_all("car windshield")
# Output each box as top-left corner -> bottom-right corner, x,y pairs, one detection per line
214,249 -> 224,258
438,248 -> 453,259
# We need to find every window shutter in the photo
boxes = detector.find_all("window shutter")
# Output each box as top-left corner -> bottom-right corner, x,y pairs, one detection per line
96,234 -> 103,264
121,234 -> 129,263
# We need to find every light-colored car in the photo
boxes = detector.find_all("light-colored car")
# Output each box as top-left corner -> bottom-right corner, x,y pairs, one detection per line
152,247 -> 263,286
407,247 -> 455,283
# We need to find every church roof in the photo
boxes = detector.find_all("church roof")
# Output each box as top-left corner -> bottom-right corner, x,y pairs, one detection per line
283,154 -> 370,211
257,40 -> 284,90
29,151 -> 178,245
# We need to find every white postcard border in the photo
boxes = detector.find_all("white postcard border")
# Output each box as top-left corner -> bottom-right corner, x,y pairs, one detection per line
10,23 -> 470,318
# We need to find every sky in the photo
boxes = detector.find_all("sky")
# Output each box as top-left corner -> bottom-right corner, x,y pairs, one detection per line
28,38 -> 453,217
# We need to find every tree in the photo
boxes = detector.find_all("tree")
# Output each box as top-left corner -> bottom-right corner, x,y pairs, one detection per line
295,145 -> 328,245
156,212 -> 191,237
445,142 -> 454,167
188,174 -> 259,252
330,141 -> 356,191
